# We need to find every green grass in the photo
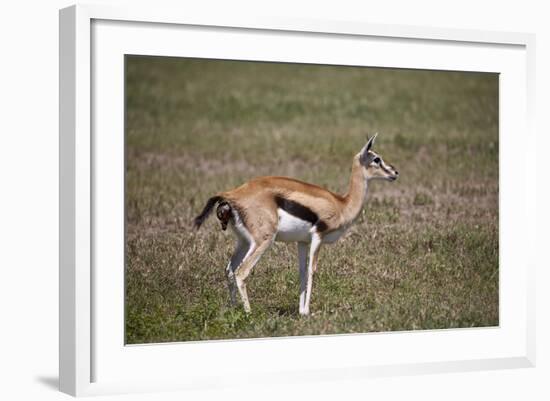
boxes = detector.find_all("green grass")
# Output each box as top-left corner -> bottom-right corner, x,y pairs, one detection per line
125,56 -> 499,344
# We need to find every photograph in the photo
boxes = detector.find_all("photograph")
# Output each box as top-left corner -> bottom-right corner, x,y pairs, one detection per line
125,56 -> 499,344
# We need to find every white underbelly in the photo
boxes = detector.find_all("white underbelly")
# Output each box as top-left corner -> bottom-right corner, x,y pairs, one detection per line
275,209 -> 348,244
275,209 -> 312,242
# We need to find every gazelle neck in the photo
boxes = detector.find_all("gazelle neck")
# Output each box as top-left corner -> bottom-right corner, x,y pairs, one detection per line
342,156 -> 368,223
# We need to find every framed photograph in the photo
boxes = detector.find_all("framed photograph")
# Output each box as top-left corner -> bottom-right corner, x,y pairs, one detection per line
59,4 -> 536,396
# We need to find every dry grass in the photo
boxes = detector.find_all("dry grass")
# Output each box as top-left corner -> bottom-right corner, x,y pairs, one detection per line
125,56 -> 498,344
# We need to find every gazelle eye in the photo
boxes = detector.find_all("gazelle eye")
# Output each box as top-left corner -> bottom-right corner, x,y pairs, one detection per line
373,157 -> 381,164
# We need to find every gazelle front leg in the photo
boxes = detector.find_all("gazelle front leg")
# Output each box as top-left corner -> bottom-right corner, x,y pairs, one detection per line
302,232 -> 322,316
298,242 -> 308,314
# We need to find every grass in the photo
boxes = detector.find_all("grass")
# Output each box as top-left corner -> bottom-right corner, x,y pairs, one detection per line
125,56 -> 499,344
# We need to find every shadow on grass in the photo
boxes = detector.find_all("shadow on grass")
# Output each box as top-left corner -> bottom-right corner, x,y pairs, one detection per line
272,305 -> 298,317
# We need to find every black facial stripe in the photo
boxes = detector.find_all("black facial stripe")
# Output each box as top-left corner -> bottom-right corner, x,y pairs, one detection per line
380,162 -> 393,174
274,195 -> 328,232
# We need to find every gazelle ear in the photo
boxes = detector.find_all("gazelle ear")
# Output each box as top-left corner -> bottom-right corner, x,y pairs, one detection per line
366,133 -> 378,151
359,133 -> 378,164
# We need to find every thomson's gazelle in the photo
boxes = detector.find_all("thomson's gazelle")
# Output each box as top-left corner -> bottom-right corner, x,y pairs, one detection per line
194,134 -> 398,315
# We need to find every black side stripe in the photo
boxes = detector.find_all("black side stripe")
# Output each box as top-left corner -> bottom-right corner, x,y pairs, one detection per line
274,195 -> 328,232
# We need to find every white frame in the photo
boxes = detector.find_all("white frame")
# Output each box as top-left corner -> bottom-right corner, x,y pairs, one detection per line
59,4 -> 536,397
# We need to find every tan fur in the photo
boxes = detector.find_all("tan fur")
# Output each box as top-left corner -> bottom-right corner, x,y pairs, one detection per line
218,154 -> 373,241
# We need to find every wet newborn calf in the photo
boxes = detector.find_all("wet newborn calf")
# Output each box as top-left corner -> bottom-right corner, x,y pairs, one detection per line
216,201 -> 232,230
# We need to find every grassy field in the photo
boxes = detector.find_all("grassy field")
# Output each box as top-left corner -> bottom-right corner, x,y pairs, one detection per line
125,56 -> 499,344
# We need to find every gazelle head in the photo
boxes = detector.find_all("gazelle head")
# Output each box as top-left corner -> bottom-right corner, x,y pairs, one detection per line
358,134 -> 399,182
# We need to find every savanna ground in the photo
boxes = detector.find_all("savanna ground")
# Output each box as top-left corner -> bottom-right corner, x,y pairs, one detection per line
125,56 -> 498,344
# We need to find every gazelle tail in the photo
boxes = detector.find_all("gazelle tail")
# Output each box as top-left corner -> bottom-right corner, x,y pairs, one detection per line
193,196 -> 223,229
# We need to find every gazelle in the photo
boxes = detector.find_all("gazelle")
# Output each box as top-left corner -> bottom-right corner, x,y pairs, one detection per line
194,134 -> 398,315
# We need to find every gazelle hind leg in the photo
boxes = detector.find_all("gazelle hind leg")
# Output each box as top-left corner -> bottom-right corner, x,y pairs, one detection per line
297,242 -> 308,314
225,240 -> 249,306
234,238 -> 274,313
302,233 -> 322,316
